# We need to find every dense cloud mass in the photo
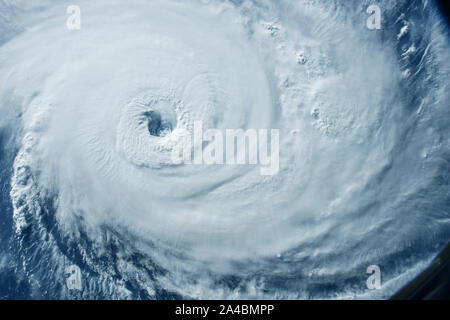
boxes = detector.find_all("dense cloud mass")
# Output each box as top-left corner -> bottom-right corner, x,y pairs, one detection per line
0,0 -> 449,299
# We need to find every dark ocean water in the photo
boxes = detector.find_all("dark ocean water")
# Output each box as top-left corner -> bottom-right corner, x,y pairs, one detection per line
0,125 -> 30,299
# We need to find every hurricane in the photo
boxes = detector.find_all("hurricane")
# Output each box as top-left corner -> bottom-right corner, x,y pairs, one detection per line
0,0 -> 449,299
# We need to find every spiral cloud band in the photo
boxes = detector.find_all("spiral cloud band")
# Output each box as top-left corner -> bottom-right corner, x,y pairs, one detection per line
0,0 -> 449,299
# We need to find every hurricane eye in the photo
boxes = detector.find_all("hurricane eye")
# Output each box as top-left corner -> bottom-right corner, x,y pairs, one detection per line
143,110 -> 162,136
